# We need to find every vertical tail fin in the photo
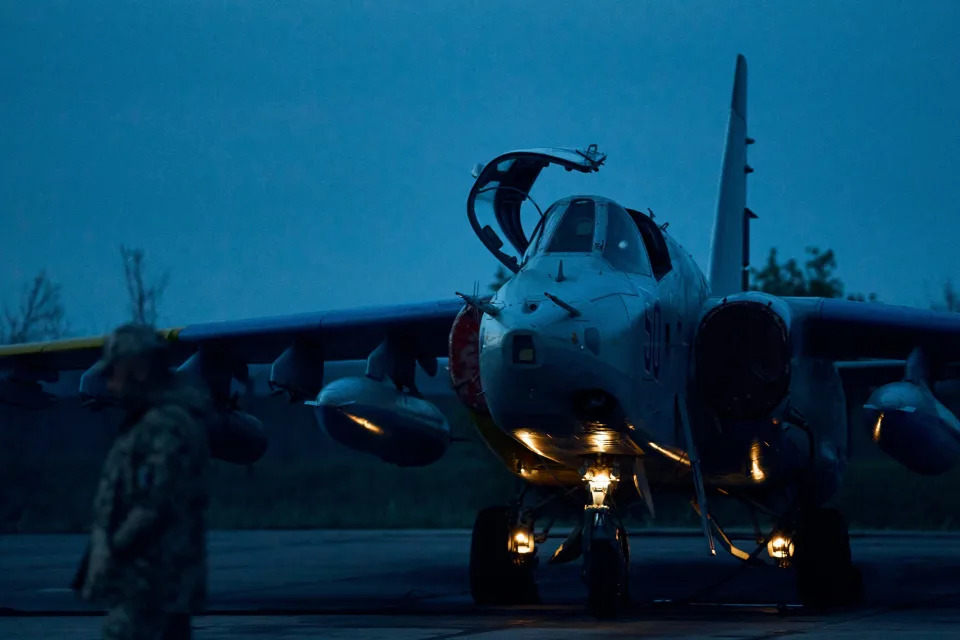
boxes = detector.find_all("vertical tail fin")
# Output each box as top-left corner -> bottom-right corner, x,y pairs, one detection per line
708,54 -> 755,297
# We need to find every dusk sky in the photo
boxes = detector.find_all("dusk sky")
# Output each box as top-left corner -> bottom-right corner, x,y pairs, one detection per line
2,1 -> 959,336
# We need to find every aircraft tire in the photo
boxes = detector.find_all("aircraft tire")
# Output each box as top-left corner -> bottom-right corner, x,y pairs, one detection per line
469,506 -> 539,605
585,537 -> 629,618
793,508 -> 864,610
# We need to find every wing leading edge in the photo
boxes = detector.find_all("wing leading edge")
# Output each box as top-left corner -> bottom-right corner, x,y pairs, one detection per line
788,297 -> 960,363
0,298 -> 464,379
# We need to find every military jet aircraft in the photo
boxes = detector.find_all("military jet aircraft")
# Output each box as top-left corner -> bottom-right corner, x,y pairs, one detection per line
4,54 -> 960,617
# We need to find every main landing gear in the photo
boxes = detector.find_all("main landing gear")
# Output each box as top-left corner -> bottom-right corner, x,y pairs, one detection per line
765,507 -> 863,610
790,508 -> 864,609
469,505 -> 541,605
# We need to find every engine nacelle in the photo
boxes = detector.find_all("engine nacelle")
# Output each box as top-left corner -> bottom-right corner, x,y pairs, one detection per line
314,376 -> 450,467
864,381 -> 960,475
208,410 -> 269,465
695,292 -> 792,419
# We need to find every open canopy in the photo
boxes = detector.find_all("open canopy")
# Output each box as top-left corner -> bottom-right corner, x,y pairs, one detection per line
466,146 -> 606,273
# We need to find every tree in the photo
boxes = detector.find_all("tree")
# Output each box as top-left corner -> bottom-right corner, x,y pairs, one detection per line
750,246 -> 877,301
489,265 -> 512,293
0,271 -> 68,344
120,245 -> 170,326
932,280 -> 959,312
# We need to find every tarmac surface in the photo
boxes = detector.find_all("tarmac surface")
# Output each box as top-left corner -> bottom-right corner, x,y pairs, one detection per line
3,529 -> 960,638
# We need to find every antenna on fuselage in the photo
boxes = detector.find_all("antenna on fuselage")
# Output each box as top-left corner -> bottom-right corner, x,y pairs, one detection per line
544,292 -> 580,317
456,291 -> 499,317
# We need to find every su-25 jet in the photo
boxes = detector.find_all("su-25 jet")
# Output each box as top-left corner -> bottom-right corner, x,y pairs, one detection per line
3,55 -> 960,617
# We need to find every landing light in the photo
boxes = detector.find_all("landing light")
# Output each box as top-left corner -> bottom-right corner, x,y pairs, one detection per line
767,534 -> 795,567
585,470 -> 612,491
512,529 -> 535,554
583,467 -> 619,507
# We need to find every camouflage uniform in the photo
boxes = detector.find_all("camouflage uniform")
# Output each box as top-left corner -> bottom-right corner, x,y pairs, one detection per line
76,325 -> 214,640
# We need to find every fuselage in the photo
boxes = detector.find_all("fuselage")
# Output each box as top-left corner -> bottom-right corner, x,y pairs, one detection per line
473,194 -> 848,510
479,195 -> 705,460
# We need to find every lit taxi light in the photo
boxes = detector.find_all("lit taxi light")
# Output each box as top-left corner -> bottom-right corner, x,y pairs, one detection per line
583,466 -> 619,507
767,534 -> 795,567
344,412 -> 384,435
512,530 -> 535,554
585,470 -> 613,492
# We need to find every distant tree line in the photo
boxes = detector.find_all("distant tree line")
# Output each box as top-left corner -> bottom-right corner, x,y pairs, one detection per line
2,244 -> 956,346
487,245 -> 958,309
749,246 -> 879,301
750,246 -> 958,310
1,246 -> 170,345
0,271 -> 69,344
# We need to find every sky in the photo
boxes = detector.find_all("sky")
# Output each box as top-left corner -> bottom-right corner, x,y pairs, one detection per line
2,1 -> 959,336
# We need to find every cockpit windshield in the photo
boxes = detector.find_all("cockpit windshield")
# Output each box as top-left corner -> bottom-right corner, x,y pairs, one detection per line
545,199 -> 597,253
520,197 -> 655,276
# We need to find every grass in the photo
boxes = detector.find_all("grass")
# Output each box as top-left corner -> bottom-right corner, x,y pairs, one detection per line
6,450 -> 960,533
4,392 -> 960,532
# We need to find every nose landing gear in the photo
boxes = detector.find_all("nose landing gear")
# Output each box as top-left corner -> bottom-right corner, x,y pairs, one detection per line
468,458 -> 632,617
581,460 -> 630,618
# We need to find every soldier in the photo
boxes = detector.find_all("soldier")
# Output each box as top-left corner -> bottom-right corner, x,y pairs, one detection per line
73,324 -> 213,640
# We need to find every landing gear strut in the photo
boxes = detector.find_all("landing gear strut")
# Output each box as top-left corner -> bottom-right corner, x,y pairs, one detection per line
581,460 -> 630,618
469,505 -> 540,605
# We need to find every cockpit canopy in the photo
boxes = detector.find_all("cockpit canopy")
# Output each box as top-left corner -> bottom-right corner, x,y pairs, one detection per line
466,146 -> 606,272
466,146 -> 673,280
522,196 -> 654,276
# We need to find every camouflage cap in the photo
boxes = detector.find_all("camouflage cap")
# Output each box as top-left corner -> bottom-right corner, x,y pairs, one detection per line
92,323 -> 169,376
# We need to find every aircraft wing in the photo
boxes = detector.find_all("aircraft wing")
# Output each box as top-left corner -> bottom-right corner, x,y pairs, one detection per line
162,298 -> 464,363
788,297 -> 960,363
0,298 -> 464,395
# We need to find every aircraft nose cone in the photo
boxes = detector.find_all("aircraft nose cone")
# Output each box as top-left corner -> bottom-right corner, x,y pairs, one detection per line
477,291 -> 635,437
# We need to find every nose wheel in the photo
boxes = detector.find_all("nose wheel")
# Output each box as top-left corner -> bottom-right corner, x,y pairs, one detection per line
583,509 -> 630,617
